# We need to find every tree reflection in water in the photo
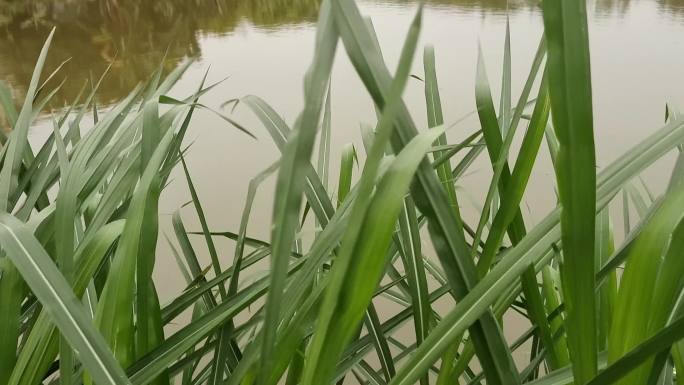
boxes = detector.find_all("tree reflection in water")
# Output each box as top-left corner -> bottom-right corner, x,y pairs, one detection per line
0,0 -> 683,110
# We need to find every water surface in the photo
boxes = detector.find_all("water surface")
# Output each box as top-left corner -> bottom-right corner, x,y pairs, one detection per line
2,0 -> 683,327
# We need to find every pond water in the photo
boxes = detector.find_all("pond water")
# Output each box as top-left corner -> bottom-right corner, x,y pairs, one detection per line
2,0 -> 683,319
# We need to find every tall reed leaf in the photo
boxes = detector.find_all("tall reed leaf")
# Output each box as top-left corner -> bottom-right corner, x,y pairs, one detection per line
9,221 -> 125,385
542,0 -> 598,382
0,214 -> 130,385
608,181 -> 684,384
300,8 -> 423,384
94,124 -> 175,369
260,2 -> 338,377
424,46 -> 461,221
0,29 -> 55,382
332,1 -> 520,383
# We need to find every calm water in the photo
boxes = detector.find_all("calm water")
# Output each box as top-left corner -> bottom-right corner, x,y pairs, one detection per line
2,0 -> 683,327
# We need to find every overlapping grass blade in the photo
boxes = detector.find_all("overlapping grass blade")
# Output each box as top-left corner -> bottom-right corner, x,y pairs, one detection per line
0,214 -> 130,385
396,196 -> 431,385
338,143 -> 355,205
0,28 -> 53,212
387,110 -> 684,385
300,8 -> 423,383
331,1 -> 520,383
94,121 -> 175,370
259,1 -> 338,380
9,221 -> 124,385
608,181 -> 684,384
424,46 -> 461,221
542,0 -> 598,381
0,29 -> 56,385
499,18 -> 512,133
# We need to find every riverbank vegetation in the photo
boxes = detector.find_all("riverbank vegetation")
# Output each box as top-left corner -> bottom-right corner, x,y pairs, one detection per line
1,0 -> 684,384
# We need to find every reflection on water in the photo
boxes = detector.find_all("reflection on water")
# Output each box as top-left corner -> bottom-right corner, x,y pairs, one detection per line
2,0 -> 684,108
0,0 -> 321,105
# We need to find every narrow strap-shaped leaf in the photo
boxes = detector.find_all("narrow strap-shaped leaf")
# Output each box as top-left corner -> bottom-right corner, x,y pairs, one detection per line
608,181 -> 684,384
94,123 -> 175,368
543,0 -> 598,381
388,116 -> 684,385
241,95 -> 335,226
498,18 -> 512,134
591,315 -> 684,385
0,213 -> 131,385
260,1 -> 338,380
0,250 -> 23,384
424,45 -> 462,226
318,84 -> 333,191
473,36 -> 546,271
476,70 -> 564,370
595,207 -> 616,352
331,2 -> 521,383
0,28 -> 54,212
178,153 -> 240,382
9,221 -> 124,385
365,303 -> 396,381
397,196 -> 431,385
300,7 -> 423,384
53,111 -> 78,385
0,80 -> 18,129
305,125 -> 443,385
337,143 -> 355,206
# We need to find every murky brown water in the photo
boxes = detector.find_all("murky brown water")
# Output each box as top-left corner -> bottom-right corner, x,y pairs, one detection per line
2,0 -> 683,368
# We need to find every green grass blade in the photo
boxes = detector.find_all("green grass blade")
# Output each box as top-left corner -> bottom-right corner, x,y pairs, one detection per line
170,211 -> 217,314
332,2 -> 521,383
475,48 -> 546,272
214,162 -> 280,385
0,214 -> 131,385
128,272 -> 284,385
0,28 -> 54,212
53,115 -> 77,385
591,315 -> 684,385
499,18 -> 512,134
397,196 -> 431,385
542,266 -> 570,366
94,123 -> 175,369
259,1 -> 338,380
595,208 -> 616,351
318,84 -> 333,190
388,112 -> 684,385
300,8 -> 422,384
337,143 -> 355,206
9,221 -> 124,385
608,182 -> 684,384
142,101 -> 161,173
178,153 -> 239,382
0,251 -> 23,384
305,125 -> 443,385
424,46 -> 461,222
431,130 -> 482,169
542,0 -> 598,380
0,80 -> 17,129
241,95 -> 335,226
473,36 -> 546,270
365,303 -> 396,381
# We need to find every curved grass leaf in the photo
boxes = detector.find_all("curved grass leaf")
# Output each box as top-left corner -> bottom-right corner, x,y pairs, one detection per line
0,213 -> 130,385
331,1 -> 520,383
300,8 -> 423,384
259,1 -> 338,380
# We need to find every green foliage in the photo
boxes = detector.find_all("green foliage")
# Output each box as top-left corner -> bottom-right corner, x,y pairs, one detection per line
1,2 -> 684,385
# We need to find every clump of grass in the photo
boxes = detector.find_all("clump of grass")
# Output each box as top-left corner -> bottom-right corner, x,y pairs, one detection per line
1,1 -> 684,385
